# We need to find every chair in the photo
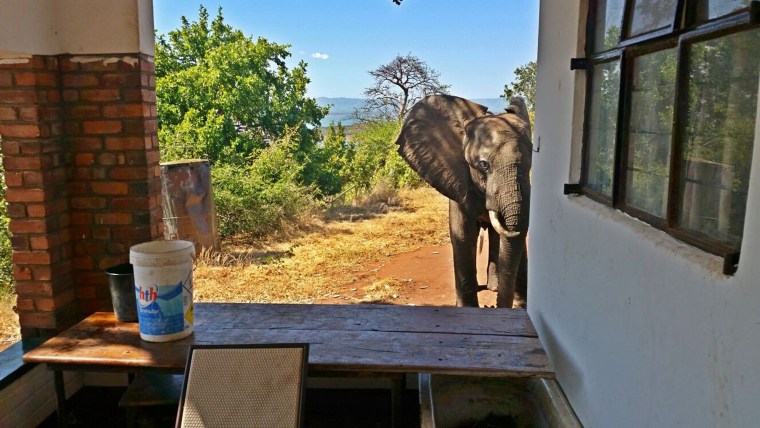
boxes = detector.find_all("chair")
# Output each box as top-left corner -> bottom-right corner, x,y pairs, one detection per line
175,343 -> 309,428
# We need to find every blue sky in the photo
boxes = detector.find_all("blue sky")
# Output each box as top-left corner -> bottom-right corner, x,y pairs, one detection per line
152,1 -> 539,99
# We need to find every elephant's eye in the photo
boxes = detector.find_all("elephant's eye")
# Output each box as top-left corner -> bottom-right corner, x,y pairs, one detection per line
477,160 -> 490,172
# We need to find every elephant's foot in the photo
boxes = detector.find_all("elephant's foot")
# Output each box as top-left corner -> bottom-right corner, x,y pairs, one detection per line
455,286 -> 479,307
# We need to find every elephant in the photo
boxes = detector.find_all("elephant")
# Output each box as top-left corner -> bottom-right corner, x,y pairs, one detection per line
395,95 -> 531,308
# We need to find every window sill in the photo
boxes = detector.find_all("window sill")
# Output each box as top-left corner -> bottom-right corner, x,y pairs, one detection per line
566,194 -> 727,276
0,338 -> 44,390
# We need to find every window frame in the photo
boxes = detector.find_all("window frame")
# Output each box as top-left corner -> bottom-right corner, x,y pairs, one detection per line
580,0 -> 760,272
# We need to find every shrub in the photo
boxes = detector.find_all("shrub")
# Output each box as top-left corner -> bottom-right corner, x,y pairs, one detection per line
212,132 -> 316,237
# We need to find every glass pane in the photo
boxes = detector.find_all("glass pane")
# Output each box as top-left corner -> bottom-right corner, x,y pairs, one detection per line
626,48 -> 677,217
586,60 -> 621,197
627,0 -> 677,37
592,0 -> 625,52
679,29 -> 760,247
694,0 -> 752,23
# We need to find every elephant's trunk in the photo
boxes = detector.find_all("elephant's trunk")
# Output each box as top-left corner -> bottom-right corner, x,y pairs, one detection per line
487,162 -> 528,238
496,235 -> 525,308
489,210 -> 520,238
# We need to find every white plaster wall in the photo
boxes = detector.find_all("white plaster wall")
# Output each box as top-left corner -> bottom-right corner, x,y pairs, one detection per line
530,0 -> 760,426
0,0 -> 154,56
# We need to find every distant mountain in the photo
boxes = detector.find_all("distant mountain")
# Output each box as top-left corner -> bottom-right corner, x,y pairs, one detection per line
316,97 -> 508,126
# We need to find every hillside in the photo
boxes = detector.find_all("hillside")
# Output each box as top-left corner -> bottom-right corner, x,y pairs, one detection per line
317,97 -> 508,126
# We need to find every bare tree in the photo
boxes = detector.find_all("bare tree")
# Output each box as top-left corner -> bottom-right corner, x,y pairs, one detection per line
354,54 -> 450,122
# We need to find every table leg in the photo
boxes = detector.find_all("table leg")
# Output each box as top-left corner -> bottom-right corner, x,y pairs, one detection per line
391,375 -> 403,428
54,370 -> 68,427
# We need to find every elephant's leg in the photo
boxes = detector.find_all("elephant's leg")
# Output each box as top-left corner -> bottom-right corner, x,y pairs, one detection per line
514,247 -> 528,308
496,235 -> 526,308
449,200 -> 479,307
486,227 -> 500,292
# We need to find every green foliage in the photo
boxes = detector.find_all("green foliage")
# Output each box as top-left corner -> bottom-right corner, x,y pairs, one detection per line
156,6 -> 327,167
502,61 -> 536,125
346,120 -> 421,194
212,130 -> 316,237
303,122 -> 355,197
0,153 -> 13,294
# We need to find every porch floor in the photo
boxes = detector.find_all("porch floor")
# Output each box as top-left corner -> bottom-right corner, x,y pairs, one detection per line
37,385 -> 422,427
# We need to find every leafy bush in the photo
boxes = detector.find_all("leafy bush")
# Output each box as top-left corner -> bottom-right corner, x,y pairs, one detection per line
212,132 -> 316,237
0,154 -> 12,294
346,120 -> 422,195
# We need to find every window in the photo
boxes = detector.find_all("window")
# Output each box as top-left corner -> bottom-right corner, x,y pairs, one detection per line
581,1 -> 760,273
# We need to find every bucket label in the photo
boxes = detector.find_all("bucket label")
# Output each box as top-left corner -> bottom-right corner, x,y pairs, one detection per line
136,281 -> 186,335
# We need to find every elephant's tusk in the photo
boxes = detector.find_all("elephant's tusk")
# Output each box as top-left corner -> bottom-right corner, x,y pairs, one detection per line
489,210 -> 520,238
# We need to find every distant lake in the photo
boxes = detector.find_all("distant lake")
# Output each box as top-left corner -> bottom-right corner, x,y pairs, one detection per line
316,97 -> 508,127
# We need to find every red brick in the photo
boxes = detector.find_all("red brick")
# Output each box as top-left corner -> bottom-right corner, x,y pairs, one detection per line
47,89 -> 61,103
16,106 -> 39,121
60,58 -> 79,72
18,311 -> 56,328
98,153 -> 117,165
0,71 -> 12,87
80,89 -> 120,102
15,281 -> 54,297
98,257 -> 127,270
1,140 -> 19,155
110,197 -> 149,210
70,137 -> 102,151
75,153 -> 95,166
4,171 -> 22,187
6,203 -> 26,218
95,212 -> 132,225
72,256 -> 94,270
92,227 -> 110,240
13,266 -> 32,281
0,89 -> 36,104
15,298 -> 35,311
4,156 -> 41,170
110,167 -> 146,180
80,60 -> 120,72
83,120 -> 121,134
26,204 -> 49,218
30,236 -> 51,250
75,285 -> 97,300
112,225 -> 151,242
70,212 -> 92,225
19,141 -> 42,155
102,73 -> 141,88
71,197 -> 106,209
0,123 -> 40,138
62,74 -> 98,87
5,188 -> 45,202
15,72 -> 57,87
103,103 -> 145,118
66,105 -> 100,118
104,136 -> 143,150
0,106 -> 16,120
13,251 -> 52,265
91,181 -> 128,195
9,219 -> 47,234
62,89 -> 79,102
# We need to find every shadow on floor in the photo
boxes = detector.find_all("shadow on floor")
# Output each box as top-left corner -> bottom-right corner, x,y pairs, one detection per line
38,386 -> 421,427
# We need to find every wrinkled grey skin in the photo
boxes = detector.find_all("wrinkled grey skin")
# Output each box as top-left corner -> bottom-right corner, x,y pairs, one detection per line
395,95 -> 531,308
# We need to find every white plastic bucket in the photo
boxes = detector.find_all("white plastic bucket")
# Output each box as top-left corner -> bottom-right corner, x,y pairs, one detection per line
129,240 -> 195,342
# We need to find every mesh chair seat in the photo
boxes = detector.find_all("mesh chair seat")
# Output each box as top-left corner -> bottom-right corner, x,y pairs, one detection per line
176,344 -> 309,428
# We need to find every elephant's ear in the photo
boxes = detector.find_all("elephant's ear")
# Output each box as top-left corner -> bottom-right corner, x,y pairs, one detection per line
505,97 -> 530,125
395,95 -> 489,203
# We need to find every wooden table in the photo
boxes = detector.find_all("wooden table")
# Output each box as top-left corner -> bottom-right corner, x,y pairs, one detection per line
24,303 -> 554,424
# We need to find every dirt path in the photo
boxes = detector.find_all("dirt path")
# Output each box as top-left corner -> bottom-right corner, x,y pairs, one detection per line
315,241 -> 497,308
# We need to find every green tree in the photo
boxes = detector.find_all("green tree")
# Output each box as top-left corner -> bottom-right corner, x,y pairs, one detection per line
501,61 -> 537,118
155,6 -> 328,167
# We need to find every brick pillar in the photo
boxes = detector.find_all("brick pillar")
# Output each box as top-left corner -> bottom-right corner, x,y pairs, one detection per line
0,54 -> 161,338
0,56 -> 75,338
61,54 -> 161,318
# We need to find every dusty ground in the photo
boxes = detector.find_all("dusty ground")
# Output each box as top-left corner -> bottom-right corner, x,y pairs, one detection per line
314,242 -> 497,307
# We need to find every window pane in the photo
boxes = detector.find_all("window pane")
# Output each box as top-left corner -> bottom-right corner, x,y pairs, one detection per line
626,48 -> 677,217
586,61 -> 621,197
694,0 -> 752,23
679,29 -> 760,246
593,0 -> 625,52
626,0 -> 677,37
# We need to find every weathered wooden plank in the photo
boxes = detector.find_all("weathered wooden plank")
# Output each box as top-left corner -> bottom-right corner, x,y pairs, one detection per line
24,304 -> 553,378
196,303 -> 538,337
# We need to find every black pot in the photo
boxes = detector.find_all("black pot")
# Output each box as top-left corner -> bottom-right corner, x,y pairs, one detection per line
105,263 -> 138,322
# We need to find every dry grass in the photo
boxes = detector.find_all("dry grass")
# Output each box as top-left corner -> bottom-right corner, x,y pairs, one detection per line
193,187 -> 449,303
0,290 -> 20,349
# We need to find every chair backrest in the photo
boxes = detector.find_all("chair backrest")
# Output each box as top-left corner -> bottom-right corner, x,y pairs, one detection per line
176,343 -> 309,428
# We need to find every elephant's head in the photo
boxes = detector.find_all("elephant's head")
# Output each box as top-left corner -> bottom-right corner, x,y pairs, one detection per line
395,95 -> 532,237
